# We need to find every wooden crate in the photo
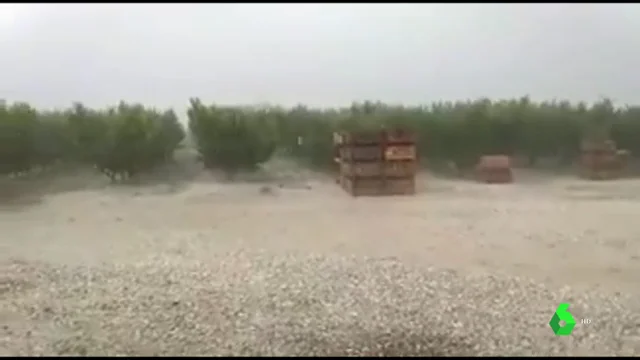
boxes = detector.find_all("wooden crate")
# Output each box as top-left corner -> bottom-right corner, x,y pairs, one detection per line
335,129 -> 416,146
341,176 -> 382,196
475,155 -> 514,184
340,176 -> 416,196
384,145 -> 417,161
384,177 -> 416,195
340,145 -> 382,162
335,129 -> 418,197
476,168 -> 514,184
579,139 -> 630,180
340,161 -> 417,178
340,144 -> 417,162
581,151 -> 623,180
337,131 -> 384,145
386,129 -> 417,144
581,139 -> 616,153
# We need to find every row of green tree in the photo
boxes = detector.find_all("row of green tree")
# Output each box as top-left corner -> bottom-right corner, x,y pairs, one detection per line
2,97 -> 639,179
0,102 -> 185,180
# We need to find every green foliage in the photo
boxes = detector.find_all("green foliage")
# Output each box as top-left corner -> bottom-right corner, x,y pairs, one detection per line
0,102 -> 39,175
0,100 -> 185,180
187,98 -> 277,172
3,96 -> 640,181
275,98 -> 640,169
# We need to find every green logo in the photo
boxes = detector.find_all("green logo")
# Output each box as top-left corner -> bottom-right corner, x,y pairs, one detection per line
549,303 -> 576,336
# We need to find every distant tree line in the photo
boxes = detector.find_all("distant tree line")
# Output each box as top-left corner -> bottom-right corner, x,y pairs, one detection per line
2,97 -> 639,179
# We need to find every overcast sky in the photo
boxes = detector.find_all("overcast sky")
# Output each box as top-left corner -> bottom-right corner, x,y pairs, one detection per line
1,3 -> 640,113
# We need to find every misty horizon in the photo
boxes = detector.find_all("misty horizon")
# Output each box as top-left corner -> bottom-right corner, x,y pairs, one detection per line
2,3 -> 640,115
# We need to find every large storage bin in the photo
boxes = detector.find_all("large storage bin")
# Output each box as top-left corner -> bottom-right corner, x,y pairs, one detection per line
580,140 -> 628,180
475,155 -> 514,184
333,129 -> 417,196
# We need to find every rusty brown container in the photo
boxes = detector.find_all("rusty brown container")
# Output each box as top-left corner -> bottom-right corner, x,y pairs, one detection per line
475,155 -> 514,184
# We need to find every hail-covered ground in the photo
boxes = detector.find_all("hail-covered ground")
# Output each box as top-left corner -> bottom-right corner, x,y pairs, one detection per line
1,164 -> 639,356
